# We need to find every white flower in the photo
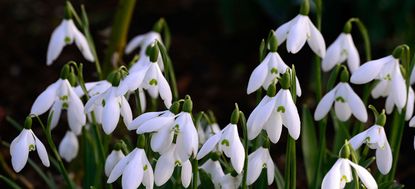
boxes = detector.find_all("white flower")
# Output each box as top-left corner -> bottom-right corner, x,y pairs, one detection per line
198,123 -> 221,145
406,87 -> 414,121
30,79 -> 86,135
247,89 -> 301,143
275,14 -> 326,57
197,123 -> 245,174
247,52 -> 302,96
220,174 -> 242,189
107,148 -> 153,189
58,131 -> 79,162
74,81 -> 112,98
247,147 -> 274,185
47,19 -> 94,65
351,55 -> 407,114
105,149 -> 125,177
125,31 -> 162,56
322,33 -> 359,73
118,56 -> 172,108
136,111 -> 198,161
154,144 -> 192,188
322,158 -> 377,189
200,159 -> 225,187
85,86 -> 132,134
314,82 -> 367,122
349,125 -> 392,175
10,129 -> 50,172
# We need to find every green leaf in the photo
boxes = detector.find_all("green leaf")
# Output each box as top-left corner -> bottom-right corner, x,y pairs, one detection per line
0,175 -> 22,189
300,106 -> 318,188
274,165 -> 285,189
198,169 -> 215,189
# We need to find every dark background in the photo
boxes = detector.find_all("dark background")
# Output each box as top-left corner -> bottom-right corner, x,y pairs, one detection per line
1,0 -> 415,188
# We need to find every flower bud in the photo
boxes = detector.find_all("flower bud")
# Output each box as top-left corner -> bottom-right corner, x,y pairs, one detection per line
279,71 -> 291,89
68,70 -> 77,86
343,21 -> 352,34
299,0 -> 310,15
183,95 -> 193,113
392,46 -> 403,59
230,103 -> 240,125
267,30 -> 278,52
153,18 -> 165,33
339,66 -> 350,82
60,64 -> 70,79
63,3 -> 72,19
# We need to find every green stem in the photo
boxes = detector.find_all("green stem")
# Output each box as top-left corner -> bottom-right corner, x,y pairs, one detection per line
134,89 -> 143,116
285,137 -> 296,189
240,111 -> 249,189
103,0 -> 137,74
35,116 -> 75,189
191,158 -> 198,189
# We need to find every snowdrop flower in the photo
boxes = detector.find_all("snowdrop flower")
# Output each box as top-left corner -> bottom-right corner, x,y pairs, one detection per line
47,14 -> 94,65
58,131 -> 79,162
315,68 -> 367,122
30,66 -> 86,135
349,110 -> 392,175
322,158 -> 377,189
220,174 -> 242,189
200,159 -> 225,188
125,31 -> 161,57
197,121 -> 245,174
322,28 -> 359,73
247,73 -> 301,143
10,118 -> 49,172
154,144 -> 192,187
275,4 -> 326,57
118,44 -> 172,108
85,72 -> 132,134
105,149 -> 125,177
107,148 -> 153,189
351,54 -> 407,114
247,147 -> 275,185
247,33 -> 302,96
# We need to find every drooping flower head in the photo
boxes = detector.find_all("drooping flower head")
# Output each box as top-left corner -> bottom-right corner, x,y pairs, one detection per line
46,6 -> 94,65
247,147 -> 275,186
10,117 -> 50,172
58,131 -> 79,162
30,64 -> 86,135
314,67 -> 367,122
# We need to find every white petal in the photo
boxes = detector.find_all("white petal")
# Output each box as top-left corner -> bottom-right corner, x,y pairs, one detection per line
197,132 -> 221,159
117,69 -> 148,96
47,20 -> 67,65
376,140 -> 392,175
406,88 -> 414,120
33,132 -> 50,167
181,160 -> 192,188
49,100 -> 62,130
120,96 -> 133,127
247,97 -> 275,140
122,154 -> 144,189
411,65 -> 415,85
141,150 -> 154,189
275,17 -> 294,45
371,80 -> 388,99
128,111 -> 163,130
287,15 -> 308,54
58,131 -> 79,162
410,116 -> 415,127
314,87 -> 336,120
156,67 -> 173,108
11,130 -> 30,172
200,160 -> 225,184
31,81 -> 60,115
348,160 -> 378,189
391,63 -> 407,112
105,150 -> 125,177
322,34 -> 343,72
385,96 -> 394,114
335,101 -> 352,121
247,148 -> 265,185
306,17 -> 326,57
154,148 -> 175,186
102,95 -> 121,134
280,90 -> 301,139
150,127 -> 174,153
125,34 -> 146,54
266,155 -> 275,185
229,125 -> 245,173
345,34 -> 360,73
321,160 -> 342,189
137,116 -> 175,133
344,84 -> 367,122
107,151 -> 132,183
351,56 -> 392,84
247,59 -> 269,94
264,110 -> 282,143
349,131 -> 369,150
176,113 -> 198,161
70,20 -> 94,62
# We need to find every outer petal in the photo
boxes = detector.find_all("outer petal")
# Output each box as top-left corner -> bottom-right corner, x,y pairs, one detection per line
247,59 -> 269,94
58,131 -> 79,162
117,69 -> 148,96
371,80 -> 388,99
351,56 -> 392,84
406,87 -> 414,120
49,100 -> 62,130
71,21 -> 94,62
125,34 -> 145,54
314,87 -> 336,120
275,17 -> 294,45
120,96 -> 133,127
264,110 -> 282,143
176,113 -> 199,161
181,160 -> 192,188
47,20 -> 66,65
391,64 -> 407,112
229,125 -> 245,173
345,34 -> 360,73
150,127 -> 174,153
247,97 -> 275,140
281,90 -> 301,139
266,155 -> 275,185
122,154 -> 144,189
128,111 -> 163,130
141,151 -> 154,189
344,83 -> 368,122
105,150 -> 125,177
286,15 -> 308,54
156,67 -> 173,108
108,149 -> 137,183
33,133 -> 50,167
348,160 -> 378,189
247,148 -> 265,185
410,116 -> 415,127
197,132 -> 221,159
11,130 -> 30,172
200,160 -> 225,184
321,160 -> 342,189
154,147 -> 175,186
137,116 -> 175,133
376,140 -> 392,175
349,130 -> 369,150
102,94 -> 121,134
31,81 -> 60,115
306,17 -> 326,57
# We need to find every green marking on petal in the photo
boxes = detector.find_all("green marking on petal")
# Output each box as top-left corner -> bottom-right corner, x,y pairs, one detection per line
173,124 -> 180,135
277,106 -> 285,113
29,144 -> 36,151
221,139 -> 230,147
384,74 -> 392,81
143,164 -> 148,171
175,160 -> 182,166
64,36 -> 71,44
262,163 -> 267,168
149,79 -> 158,86
62,102 -> 69,109
271,67 -> 278,74
60,95 -> 69,101
335,96 -> 345,103
102,100 -> 106,107
341,175 -> 348,182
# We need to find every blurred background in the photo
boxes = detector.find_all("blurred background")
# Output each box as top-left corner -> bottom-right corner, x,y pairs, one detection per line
1,0 -> 415,188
